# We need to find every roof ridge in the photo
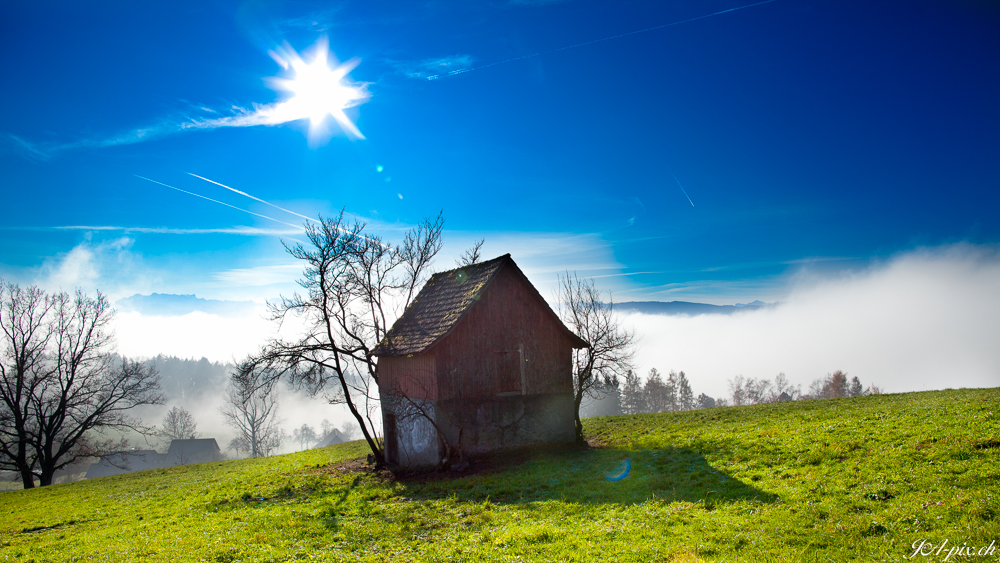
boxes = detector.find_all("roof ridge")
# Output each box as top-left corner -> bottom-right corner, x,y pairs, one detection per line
429,253 -> 511,278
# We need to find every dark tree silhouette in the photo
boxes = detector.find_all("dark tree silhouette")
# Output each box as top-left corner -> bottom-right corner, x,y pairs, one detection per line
696,393 -> 716,409
0,282 -> 162,487
456,238 -> 485,266
849,376 -> 864,397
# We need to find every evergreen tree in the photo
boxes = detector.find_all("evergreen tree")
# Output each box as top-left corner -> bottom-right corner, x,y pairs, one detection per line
664,371 -> 680,412
696,393 -> 716,409
620,370 -> 647,414
677,371 -> 695,410
644,368 -> 670,412
849,376 -> 864,397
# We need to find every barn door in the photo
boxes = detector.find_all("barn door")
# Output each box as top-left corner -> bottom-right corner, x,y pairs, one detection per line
495,348 -> 521,393
495,343 -> 528,395
385,414 -> 398,464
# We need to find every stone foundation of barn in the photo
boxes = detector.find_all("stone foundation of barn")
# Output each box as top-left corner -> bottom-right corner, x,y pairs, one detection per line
380,391 -> 576,468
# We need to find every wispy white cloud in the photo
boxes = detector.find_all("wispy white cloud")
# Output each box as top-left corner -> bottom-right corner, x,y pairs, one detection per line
35,236 -> 153,297
272,10 -> 342,33
5,99 -> 365,159
4,38 -> 370,159
388,55 -> 474,79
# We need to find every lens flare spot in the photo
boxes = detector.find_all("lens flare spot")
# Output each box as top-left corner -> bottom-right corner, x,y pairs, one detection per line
606,458 -> 631,481
376,165 -> 384,173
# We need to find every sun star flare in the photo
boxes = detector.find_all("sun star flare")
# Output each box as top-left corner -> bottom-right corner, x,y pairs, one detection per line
266,37 -> 369,140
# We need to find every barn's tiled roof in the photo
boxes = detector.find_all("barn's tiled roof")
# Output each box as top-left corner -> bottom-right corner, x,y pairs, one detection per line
372,254 -> 509,356
372,254 -> 588,356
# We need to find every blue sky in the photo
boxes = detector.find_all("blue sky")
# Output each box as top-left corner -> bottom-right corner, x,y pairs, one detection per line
1,0 -> 998,305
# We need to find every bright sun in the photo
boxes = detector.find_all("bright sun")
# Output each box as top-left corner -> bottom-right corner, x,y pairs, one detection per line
267,38 -> 369,139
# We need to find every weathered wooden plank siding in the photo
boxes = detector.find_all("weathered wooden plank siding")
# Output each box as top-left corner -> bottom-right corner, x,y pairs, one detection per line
435,264 -> 573,400
377,353 -> 438,401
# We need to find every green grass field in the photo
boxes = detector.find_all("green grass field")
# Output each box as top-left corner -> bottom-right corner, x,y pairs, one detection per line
2,388 -> 998,562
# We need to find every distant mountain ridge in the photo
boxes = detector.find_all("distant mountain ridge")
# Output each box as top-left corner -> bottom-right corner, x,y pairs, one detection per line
116,294 -> 258,317
613,300 -> 776,316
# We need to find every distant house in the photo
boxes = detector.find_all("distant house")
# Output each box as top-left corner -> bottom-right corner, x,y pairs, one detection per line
166,438 -> 223,465
84,438 -> 223,479
372,254 -> 589,468
316,428 -> 349,448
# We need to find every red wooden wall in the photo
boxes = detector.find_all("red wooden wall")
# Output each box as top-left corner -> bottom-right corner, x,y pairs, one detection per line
434,264 -> 574,401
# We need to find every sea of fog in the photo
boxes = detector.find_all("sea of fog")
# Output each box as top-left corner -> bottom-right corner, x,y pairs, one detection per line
113,244 -> 999,448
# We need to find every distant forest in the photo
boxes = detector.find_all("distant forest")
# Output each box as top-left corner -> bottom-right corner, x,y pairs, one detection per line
581,369 -> 881,418
145,355 -> 232,403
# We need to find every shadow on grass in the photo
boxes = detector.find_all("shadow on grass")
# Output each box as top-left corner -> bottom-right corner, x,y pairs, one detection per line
398,445 -> 779,507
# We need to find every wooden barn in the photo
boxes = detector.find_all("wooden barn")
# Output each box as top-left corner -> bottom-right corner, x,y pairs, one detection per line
372,254 -> 589,467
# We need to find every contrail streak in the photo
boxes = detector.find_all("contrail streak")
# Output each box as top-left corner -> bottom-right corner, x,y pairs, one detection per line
187,173 -> 318,224
183,174 -> 395,251
426,0 -> 778,80
669,168 -> 695,207
134,175 -> 305,230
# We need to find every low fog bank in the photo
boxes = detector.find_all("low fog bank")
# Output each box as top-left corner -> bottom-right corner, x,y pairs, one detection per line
113,306 -> 362,457
126,356 -> 360,458
627,244 -> 1000,400
115,308 -> 276,364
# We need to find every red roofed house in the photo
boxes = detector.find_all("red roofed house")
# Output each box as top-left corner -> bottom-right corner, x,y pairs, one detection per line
372,254 -> 589,467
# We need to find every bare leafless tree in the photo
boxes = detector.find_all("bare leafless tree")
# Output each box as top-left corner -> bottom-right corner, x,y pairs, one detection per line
237,211 -> 444,466
219,363 -> 283,458
728,375 -> 775,406
292,423 -> 317,450
0,282 -> 162,487
456,238 -> 485,266
227,436 -> 250,457
770,373 -> 802,402
158,406 -> 198,442
0,283 -> 51,488
558,272 -> 636,442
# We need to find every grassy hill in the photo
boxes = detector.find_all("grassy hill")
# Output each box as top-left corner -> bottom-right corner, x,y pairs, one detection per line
2,388 -> 998,562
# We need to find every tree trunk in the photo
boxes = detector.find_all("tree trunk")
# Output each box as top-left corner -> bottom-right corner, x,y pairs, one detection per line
20,467 -> 35,489
337,371 -> 385,467
17,440 -> 34,489
573,389 -> 585,443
